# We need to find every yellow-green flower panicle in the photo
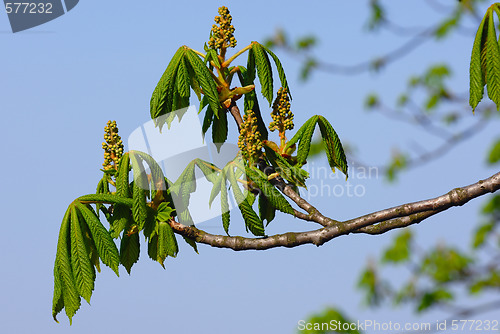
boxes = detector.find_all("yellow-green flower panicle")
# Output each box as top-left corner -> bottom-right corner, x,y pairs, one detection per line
102,120 -> 124,171
269,87 -> 294,133
208,6 -> 237,50
238,110 -> 262,164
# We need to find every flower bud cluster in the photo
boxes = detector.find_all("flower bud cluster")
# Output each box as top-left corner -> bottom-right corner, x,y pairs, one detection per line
208,6 -> 237,50
102,120 -> 124,170
238,110 -> 262,163
269,87 -> 294,132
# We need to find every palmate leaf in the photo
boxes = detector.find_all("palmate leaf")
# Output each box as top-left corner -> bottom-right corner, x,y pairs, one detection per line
209,169 -> 224,207
287,115 -> 319,166
484,10 -> 500,109
176,57 -> 191,98
205,48 -> 221,68
263,144 -> 308,188
212,107 -> 228,151
258,193 -> 276,225
53,206 -> 81,323
109,203 -> 132,238
151,47 -> 186,129
245,166 -> 294,215
120,233 -> 140,275
129,152 -> 150,227
52,264 -> 64,322
116,153 -> 131,198
171,160 -> 196,205
220,170 -> 230,234
194,158 -> 219,183
252,42 -> 274,106
132,183 -> 148,229
162,221 -> 179,258
246,47 -> 257,83
77,194 -> 134,207
95,175 -> 110,218
285,115 -> 348,177
130,150 -> 167,194
147,233 -> 160,267
469,5 -> 500,111
182,236 -> 199,254
317,116 -> 348,177
185,48 -> 221,118
170,84 -> 190,122
202,103 -> 214,138
187,58 -> 202,100
470,11 -> 488,111
76,202 -> 120,275
261,44 -> 291,99
156,221 -> 179,267
70,206 -> 95,304
79,214 -> 101,273
157,202 -> 175,222
238,66 -> 268,140
227,167 -> 265,236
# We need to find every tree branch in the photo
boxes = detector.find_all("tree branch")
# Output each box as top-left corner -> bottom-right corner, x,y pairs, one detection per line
168,171 -> 500,251
228,100 -> 244,130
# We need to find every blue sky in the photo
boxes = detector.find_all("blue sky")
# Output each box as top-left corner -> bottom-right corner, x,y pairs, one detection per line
1,1 -> 499,333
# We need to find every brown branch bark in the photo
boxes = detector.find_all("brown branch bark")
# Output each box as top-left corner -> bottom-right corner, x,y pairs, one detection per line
168,171 -> 500,251
228,100 -> 244,130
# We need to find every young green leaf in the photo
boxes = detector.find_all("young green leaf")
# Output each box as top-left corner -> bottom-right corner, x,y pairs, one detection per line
185,48 -> 221,118
202,104 -> 214,138
195,158 -> 219,183
288,115 -> 319,165
53,206 -> 81,323
227,167 -> 265,236
264,144 -> 308,188
164,222 -> 179,257
485,12 -> 500,109
205,48 -> 221,68
52,264 -> 64,323
150,47 -> 186,129
186,58 -> 202,101
220,173 -> 230,234
157,221 -> 179,265
109,204 -> 132,239
116,153 -> 131,198
70,206 -> 95,304
237,66 -> 268,140
171,160 -> 196,206
182,236 -> 199,254
318,116 -> 348,177
246,47 -> 256,83
76,203 -> 120,276
252,42 -> 274,106
212,107 -> 228,151
77,194 -> 134,207
245,166 -> 294,215
130,150 -> 166,193
209,169 -> 224,208
147,233 -> 161,267
176,57 -> 191,98
157,202 -> 175,222
261,44 -> 291,99
120,233 -> 140,275
132,183 -> 148,229
258,193 -> 276,226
